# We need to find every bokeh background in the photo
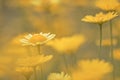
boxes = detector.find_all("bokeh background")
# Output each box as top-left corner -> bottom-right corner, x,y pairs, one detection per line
0,0 -> 120,80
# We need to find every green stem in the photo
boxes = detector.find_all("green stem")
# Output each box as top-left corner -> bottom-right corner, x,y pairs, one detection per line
63,55 -> 69,73
37,45 -> 40,55
40,65 -> 43,80
33,67 -> 37,80
70,53 -> 76,67
110,20 -> 115,80
99,24 -> 103,59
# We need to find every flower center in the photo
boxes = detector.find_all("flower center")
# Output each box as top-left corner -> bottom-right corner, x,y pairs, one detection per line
29,34 -> 47,43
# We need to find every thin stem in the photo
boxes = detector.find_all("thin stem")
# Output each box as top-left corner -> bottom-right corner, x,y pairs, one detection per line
40,65 -> 43,80
37,45 -> 40,55
110,20 -> 115,80
63,55 -> 69,73
33,67 -> 37,80
99,24 -> 103,59
70,53 -> 76,67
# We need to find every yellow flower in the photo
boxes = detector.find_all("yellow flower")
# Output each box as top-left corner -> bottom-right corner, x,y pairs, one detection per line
15,67 -> 33,78
20,32 -> 56,46
30,0 -> 42,6
46,34 -> 86,53
95,0 -> 120,11
96,38 -> 118,46
113,49 -> 120,60
48,72 -> 72,80
11,34 -> 27,45
82,12 -> 118,24
72,59 -> 112,80
16,55 -> 53,67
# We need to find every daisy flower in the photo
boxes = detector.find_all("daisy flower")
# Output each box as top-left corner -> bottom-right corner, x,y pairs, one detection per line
48,72 -> 72,80
95,0 -> 120,11
20,32 -> 56,46
82,12 -> 118,24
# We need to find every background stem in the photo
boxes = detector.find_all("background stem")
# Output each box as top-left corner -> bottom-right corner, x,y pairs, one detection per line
33,67 -> 37,80
37,45 -> 40,55
99,24 -> 102,59
110,20 -> 115,80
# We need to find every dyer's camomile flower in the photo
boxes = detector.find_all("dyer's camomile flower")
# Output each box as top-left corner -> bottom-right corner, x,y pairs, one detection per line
16,55 -> 53,67
96,39 -> 118,46
48,72 -> 72,80
113,49 -> 120,60
82,12 -> 118,24
95,0 -> 120,11
20,32 -> 56,46
72,59 -> 112,80
46,34 -> 86,53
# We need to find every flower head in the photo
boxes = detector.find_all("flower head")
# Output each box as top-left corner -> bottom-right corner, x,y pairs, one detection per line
82,12 -> 118,24
113,49 -> 120,60
20,32 -> 56,46
46,34 -> 86,53
95,0 -> 120,11
48,72 -> 72,80
96,38 -> 118,46
72,59 -> 112,80
16,55 -> 53,67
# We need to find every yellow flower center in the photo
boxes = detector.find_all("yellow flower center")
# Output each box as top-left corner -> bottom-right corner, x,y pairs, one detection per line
29,34 -> 47,43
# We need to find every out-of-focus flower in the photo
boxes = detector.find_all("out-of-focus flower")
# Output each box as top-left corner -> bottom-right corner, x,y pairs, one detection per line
15,67 -> 33,78
16,55 -> 53,67
82,12 -> 118,24
19,0 -> 32,7
113,49 -> 120,60
11,34 -> 27,45
0,65 -> 11,77
31,0 -> 60,6
20,32 -> 56,46
48,72 -> 72,80
96,39 -> 118,46
72,59 -> 112,80
46,34 -> 86,53
30,0 -> 42,6
95,0 -> 120,11
72,0 -> 88,7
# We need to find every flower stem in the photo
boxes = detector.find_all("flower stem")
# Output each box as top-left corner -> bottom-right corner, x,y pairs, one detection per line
33,67 -> 37,80
110,20 -> 115,80
99,24 -> 103,59
37,45 -> 40,55
40,65 -> 43,80
63,54 -> 69,73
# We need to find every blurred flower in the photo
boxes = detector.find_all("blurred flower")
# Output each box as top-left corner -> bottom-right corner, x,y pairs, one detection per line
20,32 -> 56,46
11,34 -> 27,45
113,49 -> 120,60
95,0 -> 120,11
82,12 -> 118,24
72,59 -> 112,80
71,0 -> 88,7
19,0 -> 32,7
30,0 -> 42,6
16,55 -> 53,67
15,66 -> 33,78
46,34 -> 86,53
0,64 -> 12,77
96,38 -> 118,46
48,72 -> 72,80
